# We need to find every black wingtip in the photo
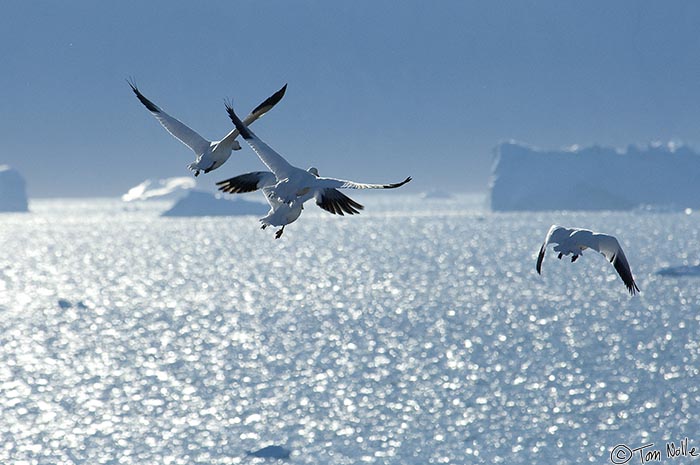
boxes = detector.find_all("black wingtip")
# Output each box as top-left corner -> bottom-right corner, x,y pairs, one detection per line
127,78 -> 160,114
317,189 -> 365,215
385,176 -> 412,189
536,244 -> 545,274
627,279 -> 640,296
625,281 -> 640,296
612,255 -> 640,296
251,83 -> 288,116
215,171 -> 265,194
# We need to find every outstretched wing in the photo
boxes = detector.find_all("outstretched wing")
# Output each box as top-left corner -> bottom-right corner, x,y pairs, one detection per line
128,80 -> 210,155
218,84 -> 287,147
314,189 -> 364,215
590,234 -> 640,295
313,176 -> 412,190
224,102 -> 295,180
309,176 -> 410,215
216,171 -> 276,194
536,225 -> 566,274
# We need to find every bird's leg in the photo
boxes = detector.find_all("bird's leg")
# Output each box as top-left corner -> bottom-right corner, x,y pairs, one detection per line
558,252 -> 563,260
194,170 -> 200,177
571,255 -> 579,263
260,224 -> 268,230
275,226 -> 285,239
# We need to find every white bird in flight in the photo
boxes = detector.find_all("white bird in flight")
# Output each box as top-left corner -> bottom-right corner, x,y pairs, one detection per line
217,168 -> 365,238
536,225 -> 640,295
218,170 -> 306,238
216,101 -> 411,238
128,80 -> 287,176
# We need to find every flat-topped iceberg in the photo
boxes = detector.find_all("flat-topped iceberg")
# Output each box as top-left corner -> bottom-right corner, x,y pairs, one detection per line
161,190 -> 267,217
490,142 -> 700,211
0,165 -> 29,212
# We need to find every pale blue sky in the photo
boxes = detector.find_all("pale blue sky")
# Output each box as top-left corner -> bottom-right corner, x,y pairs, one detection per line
2,0 -> 700,197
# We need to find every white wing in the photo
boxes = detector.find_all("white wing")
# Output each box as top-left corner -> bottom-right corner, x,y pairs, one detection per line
217,84 -> 287,147
312,176 -> 412,190
224,102 -> 295,179
128,80 -> 210,155
588,233 -> 640,295
305,176 -> 411,215
536,225 -> 569,274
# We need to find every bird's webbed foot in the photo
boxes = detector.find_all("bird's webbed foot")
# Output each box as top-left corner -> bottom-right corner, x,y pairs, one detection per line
194,170 -> 200,177
275,226 -> 285,239
558,252 -> 563,260
571,255 -> 579,263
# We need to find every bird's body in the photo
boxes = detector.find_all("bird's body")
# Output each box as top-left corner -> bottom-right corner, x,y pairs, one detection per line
217,167 -> 366,238
216,100 -> 411,237
536,225 -> 640,295
259,193 -> 307,239
217,169 -> 310,238
128,81 -> 287,176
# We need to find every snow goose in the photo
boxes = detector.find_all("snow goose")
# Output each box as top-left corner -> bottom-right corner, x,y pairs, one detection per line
536,225 -> 640,295
216,102 -> 411,237
217,168 -> 366,238
128,80 -> 286,176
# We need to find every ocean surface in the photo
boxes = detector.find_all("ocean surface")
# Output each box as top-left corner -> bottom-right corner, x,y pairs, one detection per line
1,194 -> 699,465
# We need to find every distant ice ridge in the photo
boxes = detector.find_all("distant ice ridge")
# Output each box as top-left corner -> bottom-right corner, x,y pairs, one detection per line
161,190 -> 267,217
0,165 -> 29,212
247,445 -> 291,459
122,176 -> 196,202
656,264 -> 700,277
490,141 -> 700,211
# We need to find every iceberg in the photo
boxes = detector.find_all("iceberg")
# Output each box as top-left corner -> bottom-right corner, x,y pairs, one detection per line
656,265 -> 700,277
247,445 -> 291,459
0,165 -> 29,212
161,190 -> 267,217
489,142 -> 700,211
122,177 -> 196,202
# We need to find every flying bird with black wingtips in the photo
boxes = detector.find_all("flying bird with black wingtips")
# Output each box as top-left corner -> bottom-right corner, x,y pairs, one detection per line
536,225 -> 640,295
215,99 -> 411,238
127,79 -> 287,176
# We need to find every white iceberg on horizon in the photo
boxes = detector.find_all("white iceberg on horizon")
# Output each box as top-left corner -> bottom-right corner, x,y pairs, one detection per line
0,165 -> 29,212
490,141 -> 700,211
161,190 -> 267,217
122,177 -> 196,202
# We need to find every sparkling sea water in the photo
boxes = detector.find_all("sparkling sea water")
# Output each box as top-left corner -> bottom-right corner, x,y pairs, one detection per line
1,194 -> 699,464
